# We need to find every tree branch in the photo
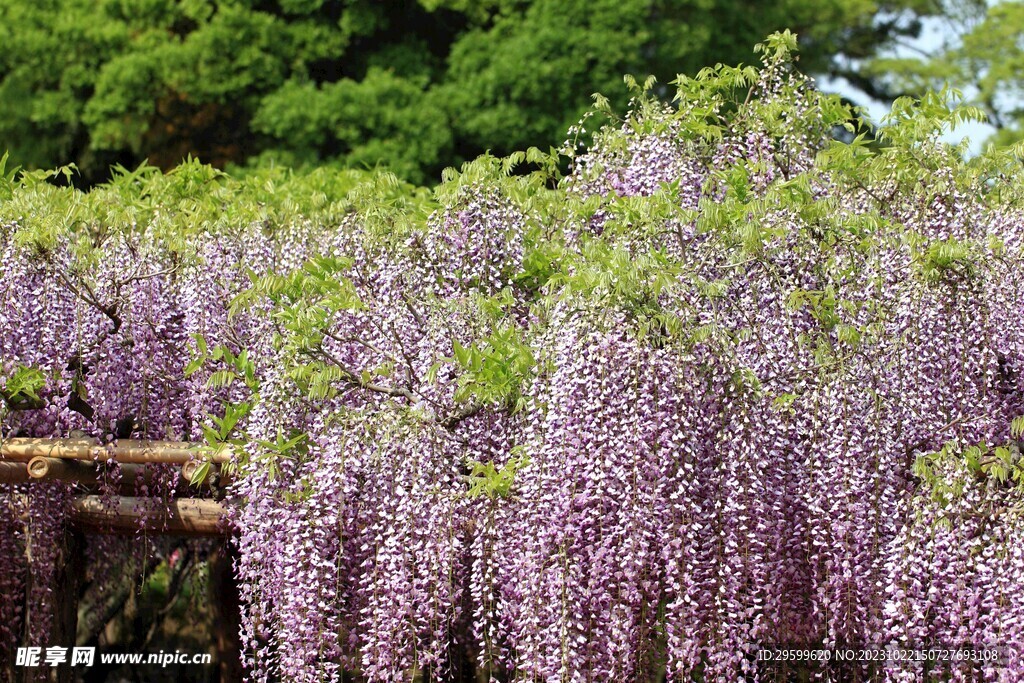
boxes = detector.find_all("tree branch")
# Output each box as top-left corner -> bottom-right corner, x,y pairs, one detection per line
438,403 -> 486,430
310,345 -> 487,431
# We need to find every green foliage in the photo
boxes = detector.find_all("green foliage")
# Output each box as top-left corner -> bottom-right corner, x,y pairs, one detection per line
879,86 -> 987,148
914,235 -> 979,284
233,256 -> 380,404
0,0 -> 942,185
554,241 -> 680,314
1012,415 -> 1024,440
253,429 -> 310,485
0,152 -> 18,201
515,239 -> 564,295
465,451 -> 531,499
451,326 -> 535,411
199,401 -> 252,455
251,68 -> 453,183
0,159 -> 424,277
185,337 -> 261,483
914,439 -> 1024,510
233,256 -> 362,326
0,364 -> 47,411
186,336 -> 259,393
184,336 -> 310,484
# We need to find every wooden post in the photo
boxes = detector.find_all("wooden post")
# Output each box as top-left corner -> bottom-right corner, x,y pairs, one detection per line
50,530 -> 83,683
19,524 -> 83,683
209,541 -> 243,682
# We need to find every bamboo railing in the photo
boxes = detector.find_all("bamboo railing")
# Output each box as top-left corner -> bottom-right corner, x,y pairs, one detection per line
1,437 -> 231,464
0,437 -> 232,535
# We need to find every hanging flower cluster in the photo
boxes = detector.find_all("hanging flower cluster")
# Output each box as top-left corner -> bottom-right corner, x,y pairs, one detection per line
2,32 -> 1023,682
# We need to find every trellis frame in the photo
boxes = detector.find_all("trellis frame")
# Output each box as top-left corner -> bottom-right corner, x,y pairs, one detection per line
0,437 -> 240,683
0,437 -> 231,536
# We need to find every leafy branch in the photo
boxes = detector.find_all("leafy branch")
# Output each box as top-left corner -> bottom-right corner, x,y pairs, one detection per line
0,365 -> 47,412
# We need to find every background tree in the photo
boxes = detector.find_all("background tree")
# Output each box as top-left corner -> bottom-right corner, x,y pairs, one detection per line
857,0 -> 1022,148
0,0 -> 946,186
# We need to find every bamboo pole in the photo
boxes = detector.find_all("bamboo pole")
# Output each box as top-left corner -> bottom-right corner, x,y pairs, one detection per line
26,457 -> 159,487
17,456 -> 219,493
0,461 -> 30,484
1,438 -> 231,465
70,496 -> 229,537
28,457 -> 98,483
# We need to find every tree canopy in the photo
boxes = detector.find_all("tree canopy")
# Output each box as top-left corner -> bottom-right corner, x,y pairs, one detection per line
863,0 -> 1024,148
0,0 -> 946,185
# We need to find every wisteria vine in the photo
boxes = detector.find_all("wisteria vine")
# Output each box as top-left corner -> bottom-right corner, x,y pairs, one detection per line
1,33 -> 1023,682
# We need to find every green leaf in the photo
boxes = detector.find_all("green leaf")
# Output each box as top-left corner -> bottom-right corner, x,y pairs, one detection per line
200,424 -> 221,447
1011,416 -> 1024,439
189,461 -> 211,487
452,340 -> 470,368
